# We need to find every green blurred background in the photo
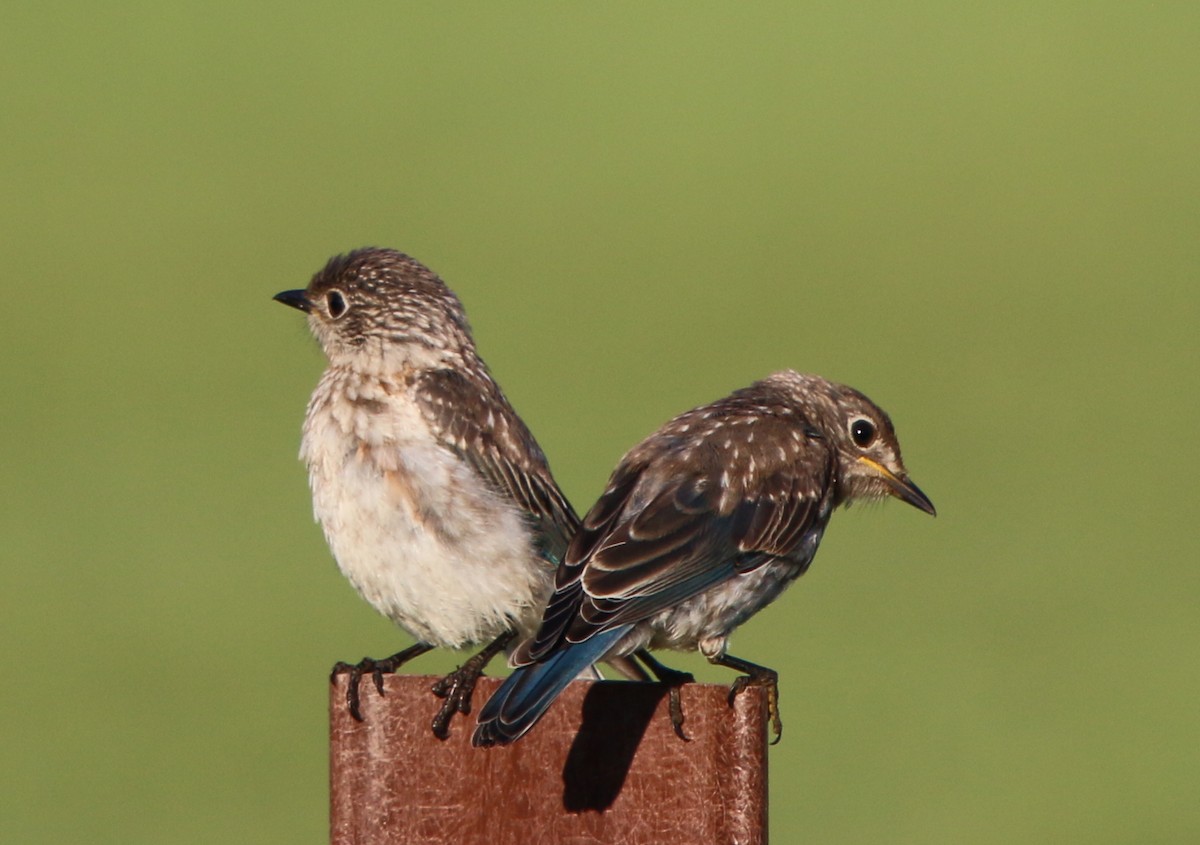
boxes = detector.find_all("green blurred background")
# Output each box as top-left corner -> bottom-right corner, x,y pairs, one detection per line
2,3 -> 1197,842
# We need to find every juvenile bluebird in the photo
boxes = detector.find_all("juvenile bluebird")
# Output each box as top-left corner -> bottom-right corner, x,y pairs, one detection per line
275,248 -> 654,737
473,370 -> 935,746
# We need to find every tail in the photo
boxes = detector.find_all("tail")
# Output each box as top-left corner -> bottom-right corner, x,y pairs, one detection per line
472,626 -> 630,747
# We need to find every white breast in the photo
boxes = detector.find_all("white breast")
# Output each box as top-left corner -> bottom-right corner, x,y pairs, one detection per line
300,370 -> 553,649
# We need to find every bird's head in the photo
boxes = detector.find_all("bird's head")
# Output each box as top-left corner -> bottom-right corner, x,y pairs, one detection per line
831,389 -> 935,515
274,248 -> 474,371
768,371 -> 936,516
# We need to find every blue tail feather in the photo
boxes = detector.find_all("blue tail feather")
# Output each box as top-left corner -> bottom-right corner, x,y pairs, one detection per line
472,626 -> 631,746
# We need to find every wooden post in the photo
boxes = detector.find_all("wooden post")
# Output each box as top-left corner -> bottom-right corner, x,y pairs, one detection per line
330,674 -> 768,844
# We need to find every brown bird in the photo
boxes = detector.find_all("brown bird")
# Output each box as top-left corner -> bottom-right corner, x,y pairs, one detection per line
474,370 -> 935,746
275,247 -> 664,736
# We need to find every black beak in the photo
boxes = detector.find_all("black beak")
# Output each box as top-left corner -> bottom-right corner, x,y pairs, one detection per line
273,289 -> 312,313
858,457 -> 936,516
888,475 -> 936,516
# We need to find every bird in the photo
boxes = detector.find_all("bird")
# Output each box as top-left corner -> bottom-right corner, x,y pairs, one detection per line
274,247 -> 660,737
473,369 -> 935,747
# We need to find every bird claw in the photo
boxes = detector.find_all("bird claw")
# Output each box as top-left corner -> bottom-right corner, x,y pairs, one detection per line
331,655 -> 406,722
654,665 -> 694,742
727,668 -> 783,744
668,686 -> 690,741
430,665 -> 480,739
331,657 -> 393,721
330,643 -> 433,722
633,651 -> 694,740
429,632 -> 512,739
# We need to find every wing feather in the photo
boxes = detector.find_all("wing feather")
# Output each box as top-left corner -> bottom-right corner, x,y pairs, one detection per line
528,394 -> 837,658
410,368 -> 578,560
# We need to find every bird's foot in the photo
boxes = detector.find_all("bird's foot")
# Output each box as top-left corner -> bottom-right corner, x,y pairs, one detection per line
633,650 -> 695,740
727,669 -> 782,745
429,664 -> 481,739
429,632 -> 512,739
714,653 -> 783,744
666,684 -> 692,741
330,642 -> 433,722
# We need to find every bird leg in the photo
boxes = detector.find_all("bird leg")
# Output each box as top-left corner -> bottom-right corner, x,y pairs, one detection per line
430,631 -> 514,739
603,654 -> 652,681
711,652 -> 783,744
331,642 -> 434,722
635,650 -> 696,741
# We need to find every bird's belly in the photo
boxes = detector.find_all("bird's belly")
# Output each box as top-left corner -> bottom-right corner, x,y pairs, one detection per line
640,558 -> 805,653
309,440 -> 552,649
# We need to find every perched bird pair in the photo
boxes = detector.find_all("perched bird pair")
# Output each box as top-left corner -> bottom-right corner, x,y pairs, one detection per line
276,247 -> 934,744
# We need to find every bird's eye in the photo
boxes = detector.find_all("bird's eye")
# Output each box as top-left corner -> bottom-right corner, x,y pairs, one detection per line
849,418 -> 876,448
326,290 -> 348,319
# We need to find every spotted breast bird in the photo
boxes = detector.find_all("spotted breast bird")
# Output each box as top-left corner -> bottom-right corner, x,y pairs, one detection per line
275,247 -> 658,737
473,370 -> 935,746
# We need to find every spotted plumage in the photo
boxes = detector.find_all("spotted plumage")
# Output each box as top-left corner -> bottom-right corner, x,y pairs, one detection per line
277,248 -> 638,737
474,370 -> 935,746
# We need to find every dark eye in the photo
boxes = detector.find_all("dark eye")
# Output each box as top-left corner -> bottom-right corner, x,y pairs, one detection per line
326,290 -> 347,319
850,418 -> 876,448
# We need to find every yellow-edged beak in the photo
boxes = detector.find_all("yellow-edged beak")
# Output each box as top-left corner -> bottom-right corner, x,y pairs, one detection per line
858,457 -> 936,516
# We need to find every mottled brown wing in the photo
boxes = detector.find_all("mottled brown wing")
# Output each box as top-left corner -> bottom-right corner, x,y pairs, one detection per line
527,398 -> 837,659
521,453 -> 649,660
411,368 -> 579,560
